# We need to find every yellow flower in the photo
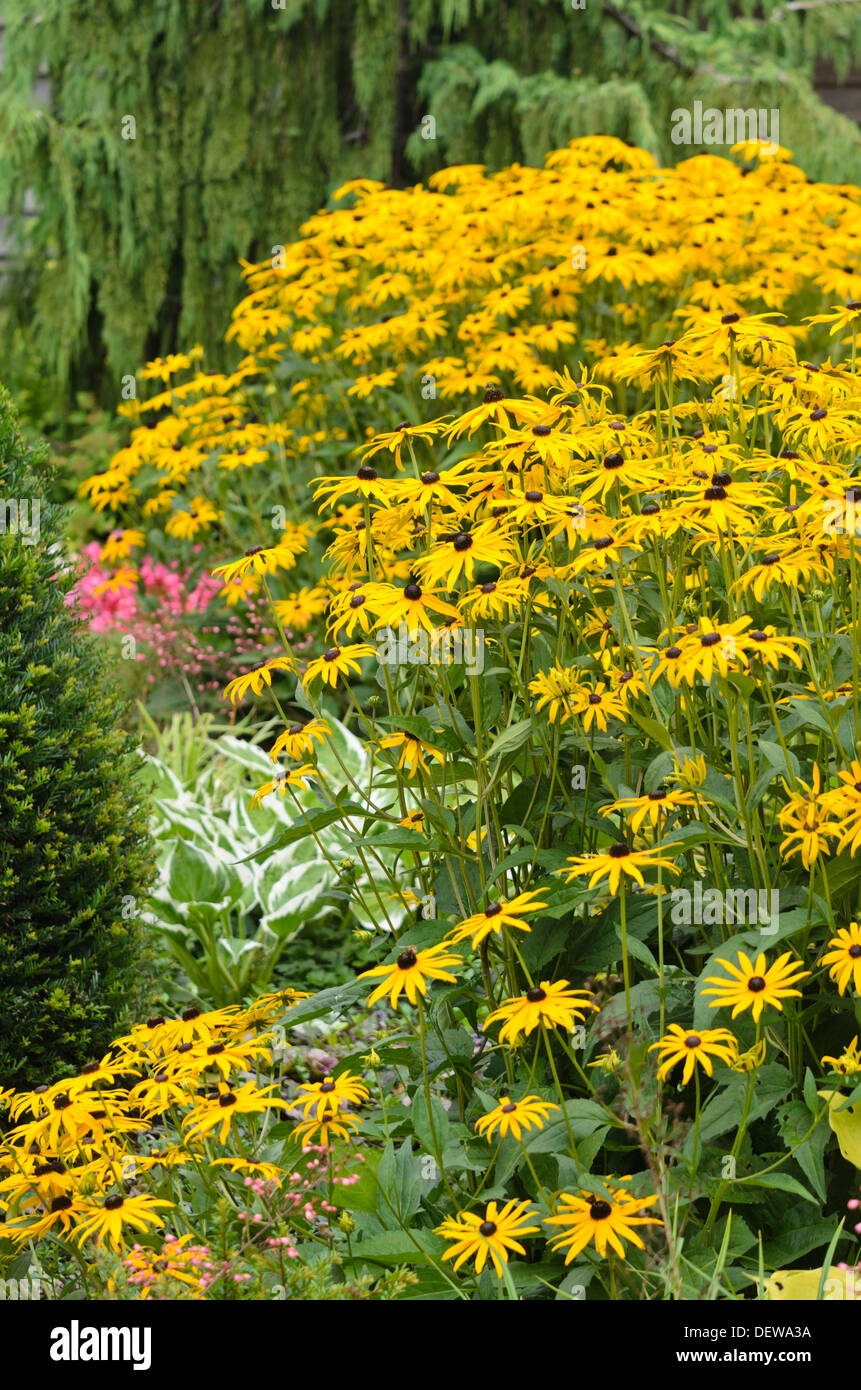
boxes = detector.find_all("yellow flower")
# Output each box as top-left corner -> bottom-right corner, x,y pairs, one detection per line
292,1070 -> 370,1120
484,980 -> 598,1046
184,1082 -> 286,1145
449,889 -> 549,947
436,1199 -> 541,1277
600,788 -> 696,833
222,656 -> 295,705
165,497 -> 220,539
302,643 -> 375,689
73,1194 -> 173,1253
249,763 -> 317,809
821,1036 -> 861,1076
474,1095 -> 558,1143
376,730 -> 446,778
359,942 -> 462,1009
557,841 -> 681,895
545,1183 -> 660,1262
99,528 -> 145,563
729,1038 -> 767,1073
701,950 -> 809,1023
820,922 -> 861,995
269,718 -> 331,762
290,1113 -> 362,1148
649,1025 -> 738,1083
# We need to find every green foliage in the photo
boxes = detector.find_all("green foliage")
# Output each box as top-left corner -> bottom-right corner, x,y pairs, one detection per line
141,714 -> 405,1006
3,0 -> 861,405
0,384 -> 155,1090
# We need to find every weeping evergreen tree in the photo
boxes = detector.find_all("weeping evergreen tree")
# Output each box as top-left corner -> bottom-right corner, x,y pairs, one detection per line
2,0 -> 861,401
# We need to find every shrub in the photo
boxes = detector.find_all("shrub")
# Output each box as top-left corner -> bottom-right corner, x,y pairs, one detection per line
0,384 -> 155,1090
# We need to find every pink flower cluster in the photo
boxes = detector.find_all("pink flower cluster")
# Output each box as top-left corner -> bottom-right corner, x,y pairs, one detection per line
68,543 -> 222,635
66,544 -> 281,694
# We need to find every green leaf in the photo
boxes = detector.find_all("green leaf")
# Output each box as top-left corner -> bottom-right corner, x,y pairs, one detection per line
167,838 -> 229,907
777,1099 -> 828,1202
630,712 -> 674,752
763,1207 -> 849,1269
281,979 -> 367,1026
740,1171 -> 817,1204
525,1099 -> 612,1153
485,719 -> 534,763
345,1230 -> 444,1267
239,804 -> 369,862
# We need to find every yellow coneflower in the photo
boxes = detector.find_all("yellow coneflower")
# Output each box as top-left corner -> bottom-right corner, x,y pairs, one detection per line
702,950 -> 809,1022
649,1025 -> 738,1083
436,1199 -> 541,1277
475,1095 -> 558,1143
449,889 -> 549,947
557,841 -> 681,895
820,922 -> 861,996
484,980 -> 598,1046
359,942 -> 462,1010
544,1183 -> 660,1262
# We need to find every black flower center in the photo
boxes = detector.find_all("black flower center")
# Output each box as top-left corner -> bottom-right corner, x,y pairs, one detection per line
421,472 -> 440,485
589,1200 -> 612,1220
104,1195 -> 125,1210
320,1081 -> 336,1093
453,533 -> 473,552
219,1093 -> 237,1108
684,1034 -> 701,1049
700,632 -> 721,647
526,986 -> 547,1003
484,903 -> 503,917
479,1220 -> 497,1237
848,945 -> 861,959
604,453 -> 624,470
608,842 -> 630,858
397,948 -> 418,970
525,490 -> 543,502
748,976 -> 767,993
501,1102 -> 517,1114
